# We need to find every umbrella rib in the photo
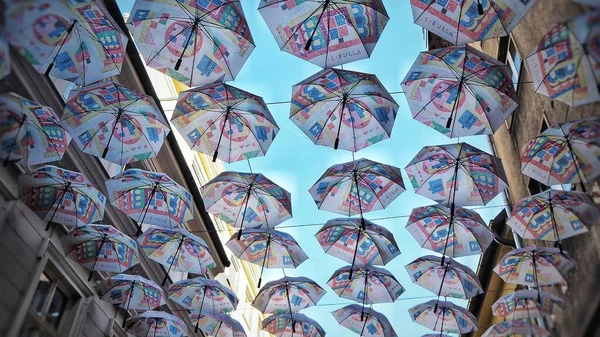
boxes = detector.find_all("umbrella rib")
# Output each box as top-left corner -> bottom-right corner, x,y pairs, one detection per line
75,24 -> 124,85
330,2 -> 371,58
197,25 -> 235,81
79,114 -> 120,151
146,22 -> 195,66
228,112 -> 270,155
355,174 -> 389,211
278,3 -> 326,52
411,79 -> 463,121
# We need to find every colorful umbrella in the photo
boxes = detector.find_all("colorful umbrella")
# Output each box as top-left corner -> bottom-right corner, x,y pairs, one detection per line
315,218 -> 400,270
259,0 -> 390,68
126,311 -> 187,337
309,158 -> 405,216
410,0 -> 537,45
127,0 -> 254,87
408,300 -> 478,334
202,171 -> 292,239
491,290 -> 565,320
507,189 -> 599,249
189,313 -> 246,337
406,205 -> 494,258
62,82 -> 170,165
252,276 -> 326,314
332,304 -> 397,337
574,0 -> 599,6
290,68 -> 398,151
482,320 -> 551,337
5,0 -> 127,85
106,169 -> 193,233
521,118 -> 600,191
405,255 -> 483,300
226,229 -> 308,287
0,93 -> 71,167
0,28 -> 11,80
96,274 -> 166,326
262,313 -> 326,337
62,224 -> 139,281
19,165 -> 105,230
405,142 -> 508,207
137,226 -> 216,286
401,45 -> 518,138
171,83 -> 279,163
526,11 -> 600,107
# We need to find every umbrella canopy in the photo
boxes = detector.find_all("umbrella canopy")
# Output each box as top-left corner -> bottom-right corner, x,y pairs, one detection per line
315,217 -> 400,267
332,304 -> 397,337
408,300 -> 478,334
19,165 -> 105,230
482,320 -> 551,337
259,0 -> 390,68
126,311 -> 187,337
0,93 -> 71,167
169,277 -> 238,314
262,313 -> 326,337
189,313 -> 246,337
62,82 -> 170,166
491,290 -> 565,320
4,0 -> 126,85
405,142 -> 508,207
405,255 -> 483,300
290,68 -> 398,151
309,158 -> 405,216
201,171 -> 293,237
106,169 -> 193,232
507,189 -> 599,245
521,118 -> 600,189
493,246 -> 577,287
62,224 -> 139,281
526,11 -> 600,107
0,28 -> 10,80
410,0 -> 537,45
226,229 -> 308,287
401,45 -> 518,138
127,0 -> 254,87
171,83 -> 279,163
252,276 -> 325,314
137,226 -> 216,286
406,204 -> 494,258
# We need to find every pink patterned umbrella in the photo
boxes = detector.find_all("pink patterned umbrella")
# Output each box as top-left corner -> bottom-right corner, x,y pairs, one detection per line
408,300 -> 478,334
482,320 -> 551,337
491,290 -> 565,320
252,276 -> 325,314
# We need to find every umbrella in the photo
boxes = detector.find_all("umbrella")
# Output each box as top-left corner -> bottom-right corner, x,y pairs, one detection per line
332,304 -> 397,337
309,158 -> 405,217
262,313 -> 326,337
127,0 -> 254,87
202,171 -> 292,239
405,142 -> 508,207
290,68 -> 398,151
252,276 -> 326,314
574,0 -> 599,6
4,0 -> 127,85
521,118 -> 600,191
507,189 -> 599,249
401,45 -> 518,138
19,165 -> 105,230
526,11 -> 600,107
106,169 -> 193,233
259,0 -> 390,68
410,0 -> 537,45
189,313 -> 246,337
315,218 -> 400,271
408,300 -> 478,334
482,320 -> 551,337
405,255 -> 483,300
0,28 -> 10,80
406,205 -> 494,258
226,229 -> 308,287
328,265 -> 404,320
126,311 -> 187,337
62,82 -> 170,165
96,274 -> 166,326
1,93 -> 71,167
62,224 -> 139,281
137,226 -> 216,286
171,82 -> 279,163
491,290 -> 565,320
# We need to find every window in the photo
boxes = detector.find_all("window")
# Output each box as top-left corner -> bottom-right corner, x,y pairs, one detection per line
506,38 -> 522,92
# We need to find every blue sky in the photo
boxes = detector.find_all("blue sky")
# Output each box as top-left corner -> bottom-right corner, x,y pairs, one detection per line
117,1 -> 507,336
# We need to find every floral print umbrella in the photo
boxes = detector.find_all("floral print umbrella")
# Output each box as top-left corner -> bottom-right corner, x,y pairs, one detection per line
482,320 -> 551,337
263,313 -> 325,337
408,300 -> 478,334
189,313 -> 246,337
491,290 -> 565,320
252,276 -> 325,314
126,311 -> 187,337
332,304 -> 397,337
171,83 -> 279,163
0,28 -> 10,80
259,0 -> 390,68
290,68 -> 398,151
127,0 -> 254,87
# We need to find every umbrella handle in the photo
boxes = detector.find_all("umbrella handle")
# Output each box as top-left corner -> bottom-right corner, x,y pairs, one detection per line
45,21 -> 77,77
304,1 -> 329,51
477,0 -> 484,15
